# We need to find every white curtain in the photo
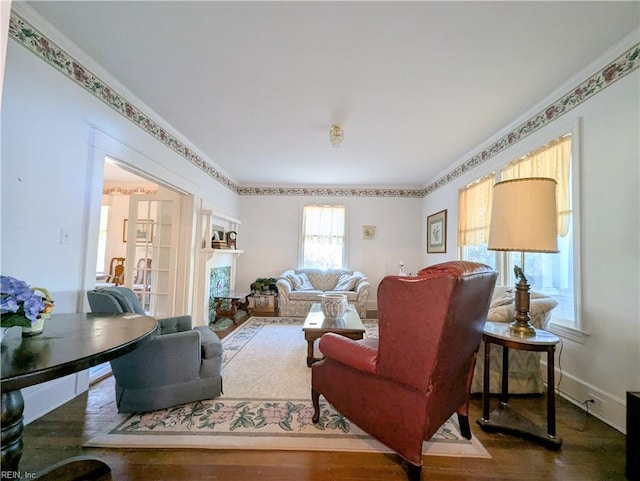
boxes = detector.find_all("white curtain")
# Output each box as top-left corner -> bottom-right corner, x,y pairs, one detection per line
303,205 -> 345,246
501,135 -> 571,236
302,205 -> 346,269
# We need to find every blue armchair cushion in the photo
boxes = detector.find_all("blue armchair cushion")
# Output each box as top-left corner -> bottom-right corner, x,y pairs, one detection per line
96,286 -> 146,315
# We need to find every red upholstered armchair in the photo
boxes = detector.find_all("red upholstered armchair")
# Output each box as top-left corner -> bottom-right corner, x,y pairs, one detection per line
311,261 -> 497,481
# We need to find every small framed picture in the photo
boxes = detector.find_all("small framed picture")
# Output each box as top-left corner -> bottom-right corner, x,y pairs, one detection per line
362,225 -> 376,240
123,219 -> 154,244
212,230 -> 225,242
426,210 -> 447,253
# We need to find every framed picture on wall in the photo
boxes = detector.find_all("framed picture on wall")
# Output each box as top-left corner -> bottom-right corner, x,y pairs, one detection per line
212,230 -> 225,242
426,210 -> 447,253
123,219 -> 154,243
362,225 -> 376,240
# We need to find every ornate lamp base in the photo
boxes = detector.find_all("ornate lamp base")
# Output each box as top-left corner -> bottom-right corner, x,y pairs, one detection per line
509,320 -> 536,337
511,266 -> 536,338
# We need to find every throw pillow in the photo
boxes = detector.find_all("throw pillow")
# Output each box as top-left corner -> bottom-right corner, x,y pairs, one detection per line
286,274 -> 299,289
490,290 -> 515,308
334,274 -> 358,291
289,273 -> 315,290
297,272 -> 315,290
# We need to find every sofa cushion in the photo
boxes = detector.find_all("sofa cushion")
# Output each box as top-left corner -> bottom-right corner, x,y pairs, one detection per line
289,272 -> 315,290
289,289 -> 324,301
334,273 -> 359,291
325,290 -> 358,302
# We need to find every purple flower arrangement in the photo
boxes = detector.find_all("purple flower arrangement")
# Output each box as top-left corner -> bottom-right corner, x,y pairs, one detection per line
0,276 -> 54,328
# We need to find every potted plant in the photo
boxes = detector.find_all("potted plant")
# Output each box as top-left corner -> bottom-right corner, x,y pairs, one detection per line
1,275 -> 54,338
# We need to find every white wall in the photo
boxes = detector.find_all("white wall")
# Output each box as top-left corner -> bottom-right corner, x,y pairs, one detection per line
421,67 -> 639,432
1,40 -> 240,305
237,195 -> 424,310
1,29 -> 240,423
3,5 -> 637,434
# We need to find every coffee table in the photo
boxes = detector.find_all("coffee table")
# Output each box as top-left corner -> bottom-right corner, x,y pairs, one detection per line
302,302 -> 365,367
211,291 -> 249,324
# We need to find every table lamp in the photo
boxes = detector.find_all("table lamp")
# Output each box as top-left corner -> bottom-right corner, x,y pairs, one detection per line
488,177 -> 559,337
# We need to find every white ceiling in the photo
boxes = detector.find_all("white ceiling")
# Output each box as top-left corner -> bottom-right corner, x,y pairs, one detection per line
103,160 -> 156,187
26,1 -> 640,188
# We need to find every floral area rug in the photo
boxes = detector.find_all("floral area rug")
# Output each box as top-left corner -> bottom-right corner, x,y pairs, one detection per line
85,317 -> 489,458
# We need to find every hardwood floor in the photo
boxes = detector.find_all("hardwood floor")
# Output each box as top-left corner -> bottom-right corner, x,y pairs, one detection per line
17,319 -> 627,480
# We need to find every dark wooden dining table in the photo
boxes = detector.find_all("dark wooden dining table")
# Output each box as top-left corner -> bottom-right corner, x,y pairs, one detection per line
1,312 -> 158,480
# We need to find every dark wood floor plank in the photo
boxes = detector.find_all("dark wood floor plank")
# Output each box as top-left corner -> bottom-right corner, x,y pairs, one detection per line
18,330 -> 627,481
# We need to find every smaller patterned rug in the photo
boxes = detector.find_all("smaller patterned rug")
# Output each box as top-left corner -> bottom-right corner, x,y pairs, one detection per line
85,317 -> 490,458
208,317 -> 234,332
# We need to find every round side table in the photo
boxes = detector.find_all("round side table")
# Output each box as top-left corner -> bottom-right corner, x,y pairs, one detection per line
476,321 -> 563,448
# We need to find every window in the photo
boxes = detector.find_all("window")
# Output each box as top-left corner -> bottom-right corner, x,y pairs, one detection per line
96,205 -> 110,273
301,205 -> 346,269
458,134 -> 579,333
458,174 -> 496,270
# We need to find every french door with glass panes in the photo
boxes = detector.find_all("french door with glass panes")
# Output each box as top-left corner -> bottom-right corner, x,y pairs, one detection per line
125,193 -> 180,317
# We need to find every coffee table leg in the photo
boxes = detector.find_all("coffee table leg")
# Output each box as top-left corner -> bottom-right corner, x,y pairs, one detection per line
306,339 -> 316,367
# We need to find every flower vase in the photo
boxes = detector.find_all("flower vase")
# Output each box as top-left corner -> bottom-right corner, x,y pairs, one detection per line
22,315 -> 47,337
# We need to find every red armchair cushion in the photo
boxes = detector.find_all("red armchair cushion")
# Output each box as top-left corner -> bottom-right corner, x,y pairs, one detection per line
318,334 -> 378,374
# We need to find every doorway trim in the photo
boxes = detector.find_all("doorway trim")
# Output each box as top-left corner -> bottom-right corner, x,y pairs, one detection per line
85,127 -> 198,314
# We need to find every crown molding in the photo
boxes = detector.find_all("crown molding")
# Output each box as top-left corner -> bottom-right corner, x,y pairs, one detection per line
8,9 -> 639,199
425,31 -> 640,195
8,8 -> 240,193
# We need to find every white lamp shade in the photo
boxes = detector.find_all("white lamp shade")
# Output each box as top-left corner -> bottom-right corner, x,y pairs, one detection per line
488,177 -> 559,253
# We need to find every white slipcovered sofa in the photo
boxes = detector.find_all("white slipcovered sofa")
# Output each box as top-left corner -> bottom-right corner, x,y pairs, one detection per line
276,268 -> 370,318
471,286 -> 559,394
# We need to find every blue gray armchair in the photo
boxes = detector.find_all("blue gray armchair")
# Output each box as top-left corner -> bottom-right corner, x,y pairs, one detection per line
87,287 -> 223,413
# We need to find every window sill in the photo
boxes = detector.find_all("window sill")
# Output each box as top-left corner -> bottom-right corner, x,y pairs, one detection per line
547,321 -> 589,344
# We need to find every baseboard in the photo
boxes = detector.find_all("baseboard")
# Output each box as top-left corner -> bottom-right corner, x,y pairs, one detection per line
22,372 -> 88,425
541,361 -> 626,433
89,362 -> 113,385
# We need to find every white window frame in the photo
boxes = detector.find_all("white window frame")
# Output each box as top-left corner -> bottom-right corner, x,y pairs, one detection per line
96,205 -> 110,273
548,121 -> 584,342
458,121 -> 585,342
300,204 -> 347,269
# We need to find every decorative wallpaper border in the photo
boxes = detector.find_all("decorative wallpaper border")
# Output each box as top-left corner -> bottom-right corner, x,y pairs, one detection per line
425,43 -> 639,195
8,11 -> 239,195
8,10 -> 639,198
237,186 -> 425,197
103,186 -> 158,196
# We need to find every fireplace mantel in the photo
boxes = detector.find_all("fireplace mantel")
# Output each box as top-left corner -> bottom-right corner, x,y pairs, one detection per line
202,248 -> 244,255
193,208 -> 243,326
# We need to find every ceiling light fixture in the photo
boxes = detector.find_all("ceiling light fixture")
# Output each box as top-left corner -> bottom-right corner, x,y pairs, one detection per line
329,124 -> 344,148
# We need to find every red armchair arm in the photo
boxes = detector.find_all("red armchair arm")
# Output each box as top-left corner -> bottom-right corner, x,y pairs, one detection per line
318,333 -> 378,374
